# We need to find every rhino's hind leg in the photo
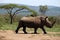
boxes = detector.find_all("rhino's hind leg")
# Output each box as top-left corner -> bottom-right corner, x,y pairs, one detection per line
41,27 -> 47,34
34,28 -> 38,34
23,26 -> 27,34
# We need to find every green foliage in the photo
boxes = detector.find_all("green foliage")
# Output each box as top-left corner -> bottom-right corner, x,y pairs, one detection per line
0,4 -> 28,9
0,14 -> 5,24
0,14 -> 60,32
48,16 -> 56,22
39,5 -> 48,15
0,4 -> 37,14
0,22 -> 18,30
13,15 -> 23,22
45,24 -> 60,32
0,4 -> 37,24
48,16 -> 60,24
0,23 -> 3,29
55,17 -> 60,24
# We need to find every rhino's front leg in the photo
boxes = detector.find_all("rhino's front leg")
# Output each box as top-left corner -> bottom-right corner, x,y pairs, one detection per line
23,26 -> 27,34
41,27 -> 47,34
15,26 -> 20,33
34,28 -> 38,34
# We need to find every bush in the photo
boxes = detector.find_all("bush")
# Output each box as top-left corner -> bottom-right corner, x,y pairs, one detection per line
48,16 -> 60,25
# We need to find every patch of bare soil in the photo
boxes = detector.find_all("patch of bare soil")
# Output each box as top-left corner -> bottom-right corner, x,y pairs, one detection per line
0,30 -> 60,40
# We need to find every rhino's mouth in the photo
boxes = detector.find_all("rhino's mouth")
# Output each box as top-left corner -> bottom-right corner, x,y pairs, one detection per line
45,24 -> 53,28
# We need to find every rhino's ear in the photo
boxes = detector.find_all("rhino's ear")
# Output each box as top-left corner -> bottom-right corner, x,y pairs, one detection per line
40,16 -> 48,21
45,16 -> 48,20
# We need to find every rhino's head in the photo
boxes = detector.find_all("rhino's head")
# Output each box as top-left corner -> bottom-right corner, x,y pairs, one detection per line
44,17 -> 56,28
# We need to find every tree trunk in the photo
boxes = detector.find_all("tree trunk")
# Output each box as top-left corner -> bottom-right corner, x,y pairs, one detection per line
10,16 -> 13,24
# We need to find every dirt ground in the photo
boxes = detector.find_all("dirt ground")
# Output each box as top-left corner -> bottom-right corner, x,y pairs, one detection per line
0,30 -> 60,40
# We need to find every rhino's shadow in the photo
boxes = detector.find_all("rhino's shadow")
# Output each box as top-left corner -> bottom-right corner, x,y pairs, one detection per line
17,33 -> 39,34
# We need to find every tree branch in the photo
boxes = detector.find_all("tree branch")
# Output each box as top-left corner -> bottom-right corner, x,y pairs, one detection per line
13,8 -> 24,16
8,7 -> 15,17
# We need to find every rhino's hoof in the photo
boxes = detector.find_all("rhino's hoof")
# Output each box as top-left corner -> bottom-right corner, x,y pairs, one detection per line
44,32 -> 47,34
15,30 -> 18,34
34,32 -> 37,34
24,32 -> 27,34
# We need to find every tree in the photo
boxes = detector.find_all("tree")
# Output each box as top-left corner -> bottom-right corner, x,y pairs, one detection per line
39,5 -> 48,15
0,4 -> 37,24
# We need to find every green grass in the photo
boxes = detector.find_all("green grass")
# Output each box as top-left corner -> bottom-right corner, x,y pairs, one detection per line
45,24 -> 60,32
0,22 -> 18,30
0,23 -> 60,32
0,23 -> 60,36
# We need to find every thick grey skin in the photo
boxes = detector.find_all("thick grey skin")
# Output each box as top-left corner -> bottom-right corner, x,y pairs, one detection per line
15,16 -> 55,34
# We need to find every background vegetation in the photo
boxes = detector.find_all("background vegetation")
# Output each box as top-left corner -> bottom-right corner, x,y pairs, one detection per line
0,14 -> 60,32
0,4 -> 60,32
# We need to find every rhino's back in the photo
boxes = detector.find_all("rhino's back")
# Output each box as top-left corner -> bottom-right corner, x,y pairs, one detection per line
21,17 -> 41,24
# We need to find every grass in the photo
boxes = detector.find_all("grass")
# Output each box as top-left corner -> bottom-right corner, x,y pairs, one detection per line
45,24 -> 60,32
0,23 -> 60,32
0,22 -> 18,30
48,33 -> 60,37
0,23 -> 60,36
